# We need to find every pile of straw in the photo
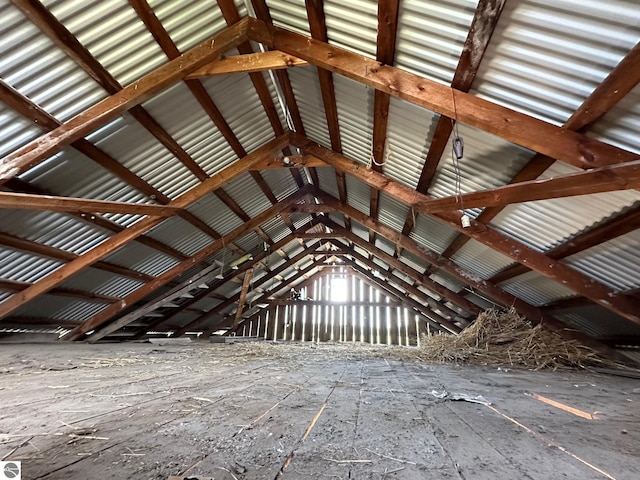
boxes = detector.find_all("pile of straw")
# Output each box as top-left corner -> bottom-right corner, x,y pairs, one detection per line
417,308 -> 610,370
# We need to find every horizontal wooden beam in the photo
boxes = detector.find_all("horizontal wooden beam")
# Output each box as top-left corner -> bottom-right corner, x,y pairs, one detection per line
269,299 -> 401,307
0,191 -> 180,216
419,159 -> 640,213
0,279 -> 117,304
248,19 -> 637,169
297,136 -> 640,325
186,51 -> 308,78
0,134 -> 289,323
248,155 -> 327,170
0,17 -> 249,184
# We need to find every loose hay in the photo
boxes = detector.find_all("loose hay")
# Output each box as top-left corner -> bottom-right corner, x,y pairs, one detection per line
415,308 -> 612,370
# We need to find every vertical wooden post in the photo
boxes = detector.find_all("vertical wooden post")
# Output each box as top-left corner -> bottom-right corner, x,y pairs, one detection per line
234,268 -> 254,329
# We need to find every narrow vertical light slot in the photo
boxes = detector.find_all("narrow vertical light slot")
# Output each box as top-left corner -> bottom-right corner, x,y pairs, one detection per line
292,304 -> 298,341
369,286 -> 375,344
415,315 -> 420,347
257,317 -> 261,339
403,308 -> 409,346
273,306 -> 279,341
352,305 -> 356,343
263,311 -> 269,340
302,305 -> 307,342
376,289 -> 381,345
330,305 -> 335,341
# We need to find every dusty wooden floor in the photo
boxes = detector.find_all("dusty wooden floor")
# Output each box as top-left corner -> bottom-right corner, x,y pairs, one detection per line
0,341 -> 638,480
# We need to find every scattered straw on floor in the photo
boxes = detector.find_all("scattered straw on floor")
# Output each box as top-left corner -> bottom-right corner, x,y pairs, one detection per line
413,308 -> 612,370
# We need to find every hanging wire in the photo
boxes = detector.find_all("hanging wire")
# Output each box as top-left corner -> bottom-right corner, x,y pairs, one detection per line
367,139 -> 390,169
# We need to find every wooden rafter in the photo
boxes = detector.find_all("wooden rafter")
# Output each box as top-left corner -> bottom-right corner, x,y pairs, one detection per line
490,205 -> 640,284
248,18 -> 638,170
298,137 -> 640,325
64,184 -> 311,340
186,51 -> 308,78
5,178 -> 190,262
234,268 -> 254,328
0,135 -> 289,323
0,279 -> 117,304
401,0 -> 506,241
172,244 -> 321,337
0,191 -> 180,216
0,232 -> 153,283
321,220 -> 482,316
442,39 -> 640,259
91,223 -> 317,341
369,0 -> 401,248
1,13 -> 248,183
417,159 -> 640,213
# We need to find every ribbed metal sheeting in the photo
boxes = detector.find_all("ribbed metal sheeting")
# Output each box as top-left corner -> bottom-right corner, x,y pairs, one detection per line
233,230 -> 264,257
374,236 -> 396,257
316,167 -> 340,198
399,250 -> 429,274
145,217 -> 214,257
261,216 -> 292,244
555,307 -> 640,338
378,192 -> 411,233
200,72 -> 279,154
140,81 -> 239,176
396,0 -> 476,85
103,242 -> 180,278
450,238 -> 514,280
334,75 -> 374,165
287,66 -> 332,147
498,271 -> 576,307
409,213 -> 458,255
148,0 -> 235,53
12,294 -> 108,323
591,84 -> 640,154
258,169 -> 300,201
471,0 -> 640,126
187,193 -> 244,236
0,248 -> 62,287
60,269 -> 144,298
42,0 -> 167,86
265,0 -> 311,37
566,230 -> 640,292
221,172 -> 273,219
0,105 -> 43,158
490,163 -> 640,251
345,175 -> 371,215
429,270 -> 467,294
0,2 -> 108,121
384,97 -> 440,190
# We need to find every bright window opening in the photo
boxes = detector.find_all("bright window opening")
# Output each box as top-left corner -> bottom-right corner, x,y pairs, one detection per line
330,277 -> 348,302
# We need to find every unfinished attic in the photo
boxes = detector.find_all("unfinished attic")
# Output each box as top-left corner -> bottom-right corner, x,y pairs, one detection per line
1,0 -> 640,478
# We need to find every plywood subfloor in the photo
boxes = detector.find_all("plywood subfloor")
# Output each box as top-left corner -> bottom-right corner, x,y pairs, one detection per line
0,342 -> 638,479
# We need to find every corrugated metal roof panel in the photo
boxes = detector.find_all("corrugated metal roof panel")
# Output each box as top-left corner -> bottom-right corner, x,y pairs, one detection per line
395,0 -> 476,85
472,0 -> 640,126
499,271 -> 575,306
0,210 -> 110,255
43,0 -> 167,87
384,96 -> 440,190
399,250 -> 428,273
200,73 -> 277,153
12,295 -> 107,322
429,270 -> 467,294
262,216 -> 291,244
141,81 -> 238,176
554,307 -> 640,338
222,172 -> 272,219
287,213 -> 314,230
378,192 -> 410,234
490,163 -> 640,251
324,0 -> 377,59
451,239 -> 515,280
287,66 -> 332,147
345,175 -> 370,215
0,248 -> 62,284
61,268 -> 144,298
427,123 -> 534,219
316,167 -> 340,198
565,230 -> 640,291
374,236 -> 396,257
409,213 -> 458,255
147,0 -> 230,53
0,104 -> 44,158
0,3 -> 108,122
334,75 -> 374,165
187,193 -> 243,236
88,113 -> 200,199
145,217 -> 213,257
103,242 -> 180,278
234,231 -> 263,255
259,169 -> 300,201
590,83 -> 640,155
265,0 -> 311,37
